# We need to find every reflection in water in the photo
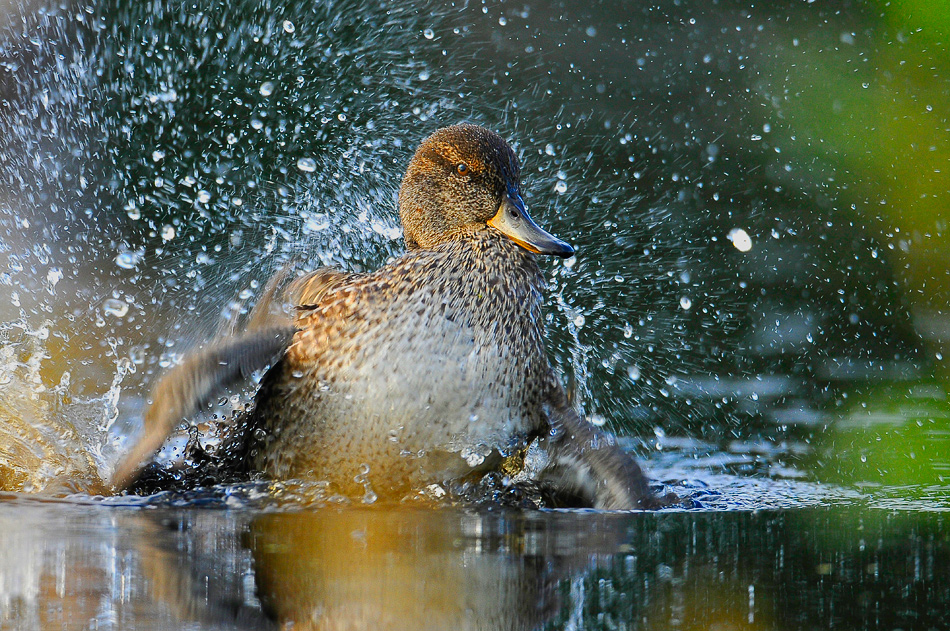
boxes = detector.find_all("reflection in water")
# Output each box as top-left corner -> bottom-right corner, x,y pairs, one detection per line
246,508 -> 606,630
0,499 -> 947,630
134,505 -> 628,630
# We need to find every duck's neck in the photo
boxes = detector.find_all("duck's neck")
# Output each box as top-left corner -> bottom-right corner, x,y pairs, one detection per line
441,227 -> 546,296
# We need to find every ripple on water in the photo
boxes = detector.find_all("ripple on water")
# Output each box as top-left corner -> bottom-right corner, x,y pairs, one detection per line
640,440 -> 867,512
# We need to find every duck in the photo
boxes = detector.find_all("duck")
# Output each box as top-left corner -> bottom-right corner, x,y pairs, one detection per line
111,123 -> 656,509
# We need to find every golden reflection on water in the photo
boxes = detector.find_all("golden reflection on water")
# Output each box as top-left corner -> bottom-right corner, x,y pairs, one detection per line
0,500 -> 637,630
136,505 -> 628,631
245,507 -> 615,630
0,500 -> 946,630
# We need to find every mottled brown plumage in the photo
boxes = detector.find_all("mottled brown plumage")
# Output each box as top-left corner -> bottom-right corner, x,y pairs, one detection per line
246,230 -> 553,499
115,123 -> 655,509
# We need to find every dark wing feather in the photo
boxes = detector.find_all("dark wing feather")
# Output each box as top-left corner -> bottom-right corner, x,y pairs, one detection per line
112,264 -> 358,492
538,392 -> 656,509
110,326 -> 295,491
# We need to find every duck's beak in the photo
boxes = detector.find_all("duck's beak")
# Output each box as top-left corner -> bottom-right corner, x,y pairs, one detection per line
487,193 -> 575,258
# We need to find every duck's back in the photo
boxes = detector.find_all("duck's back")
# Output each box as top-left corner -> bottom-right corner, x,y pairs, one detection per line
245,230 -> 554,500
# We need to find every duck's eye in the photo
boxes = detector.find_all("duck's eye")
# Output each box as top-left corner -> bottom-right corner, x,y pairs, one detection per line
455,163 -> 468,175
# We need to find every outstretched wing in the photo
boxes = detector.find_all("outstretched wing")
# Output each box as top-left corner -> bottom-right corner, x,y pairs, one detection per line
111,264 -> 360,492
109,326 -> 295,491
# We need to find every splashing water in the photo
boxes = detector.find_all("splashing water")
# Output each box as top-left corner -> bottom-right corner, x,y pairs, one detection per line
0,0 -> 924,500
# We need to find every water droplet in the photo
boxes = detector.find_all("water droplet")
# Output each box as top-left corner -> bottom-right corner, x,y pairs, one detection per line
545,143 -> 556,156
461,446 -> 486,467
251,118 -> 264,130
303,215 -> 330,233
102,298 -> 129,318
627,365 -> 641,381
554,180 -> 568,194
161,225 -> 176,241
623,323 -> 633,338
197,190 -> 211,203
589,414 -> 606,427
259,81 -> 275,97
125,203 -> 141,220
680,296 -> 692,310
226,132 -> 238,145
296,157 -> 317,173
418,69 -> 430,81
728,228 -> 752,252
282,20 -> 296,34
129,346 -> 146,365
498,16 -> 507,26
151,150 -> 165,162
573,314 -> 585,328
46,268 -> 63,290
423,28 -> 435,39
115,249 -> 144,270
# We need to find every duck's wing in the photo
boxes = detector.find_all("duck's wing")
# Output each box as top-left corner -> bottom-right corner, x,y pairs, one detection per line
109,326 -> 295,491
111,265 -> 360,492
285,267 -> 360,310
239,265 -> 358,331
537,386 -> 656,510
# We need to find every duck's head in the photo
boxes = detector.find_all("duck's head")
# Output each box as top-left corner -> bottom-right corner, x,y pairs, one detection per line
398,124 -> 574,258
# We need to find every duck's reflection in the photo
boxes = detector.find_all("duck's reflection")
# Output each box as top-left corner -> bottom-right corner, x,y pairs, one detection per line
3,502 -> 949,629
136,505 -> 629,631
